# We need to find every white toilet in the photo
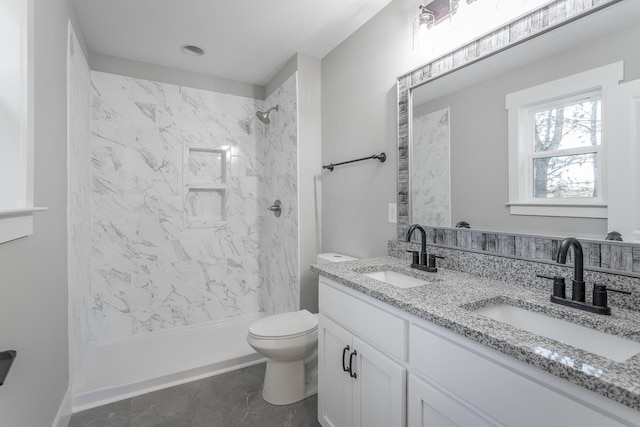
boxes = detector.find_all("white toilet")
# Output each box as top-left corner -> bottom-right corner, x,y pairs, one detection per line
247,253 -> 357,405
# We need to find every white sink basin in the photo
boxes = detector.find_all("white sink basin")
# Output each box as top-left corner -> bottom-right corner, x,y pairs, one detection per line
363,270 -> 430,289
475,303 -> 640,362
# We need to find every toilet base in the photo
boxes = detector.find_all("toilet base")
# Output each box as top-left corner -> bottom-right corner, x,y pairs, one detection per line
262,359 -> 317,405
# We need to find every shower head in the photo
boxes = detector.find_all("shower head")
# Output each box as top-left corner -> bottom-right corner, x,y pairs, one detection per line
256,105 -> 279,124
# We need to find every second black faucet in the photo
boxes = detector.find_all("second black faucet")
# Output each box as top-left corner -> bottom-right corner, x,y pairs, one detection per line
539,237 -> 632,315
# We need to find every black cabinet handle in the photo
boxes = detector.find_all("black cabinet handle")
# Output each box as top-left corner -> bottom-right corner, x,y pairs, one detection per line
342,345 -> 350,372
349,350 -> 357,379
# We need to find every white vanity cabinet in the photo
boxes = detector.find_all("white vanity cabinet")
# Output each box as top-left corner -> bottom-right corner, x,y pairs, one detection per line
318,279 -> 407,427
408,322 -> 639,427
318,277 -> 640,427
318,315 -> 406,427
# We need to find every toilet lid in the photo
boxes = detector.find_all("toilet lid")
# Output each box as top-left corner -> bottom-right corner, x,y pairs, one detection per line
248,309 -> 318,339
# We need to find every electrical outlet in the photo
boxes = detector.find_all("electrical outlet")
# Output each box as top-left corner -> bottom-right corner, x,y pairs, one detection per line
388,203 -> 397,224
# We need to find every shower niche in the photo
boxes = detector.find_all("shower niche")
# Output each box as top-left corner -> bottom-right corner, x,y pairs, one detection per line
183,145 -> 230,228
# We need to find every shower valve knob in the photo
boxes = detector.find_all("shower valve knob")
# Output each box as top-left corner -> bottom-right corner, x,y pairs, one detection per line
267,200 -> 282,217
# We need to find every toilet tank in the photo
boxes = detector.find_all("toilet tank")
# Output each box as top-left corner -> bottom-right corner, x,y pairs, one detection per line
317,253 -> 358,264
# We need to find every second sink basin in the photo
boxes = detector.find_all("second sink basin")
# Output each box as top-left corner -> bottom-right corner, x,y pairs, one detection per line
474,303 -> 640,362
363,270 -> 431,288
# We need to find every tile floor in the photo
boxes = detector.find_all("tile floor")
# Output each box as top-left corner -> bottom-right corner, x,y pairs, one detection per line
68,363 -> 321,427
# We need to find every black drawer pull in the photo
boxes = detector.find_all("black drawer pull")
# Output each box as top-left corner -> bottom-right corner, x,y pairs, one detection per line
342,345 -> 350,372
349,350 -> 358,379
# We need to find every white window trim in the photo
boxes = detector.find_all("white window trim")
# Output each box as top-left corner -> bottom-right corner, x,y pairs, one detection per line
0,0 -> 46,244
505,61 -> 623,218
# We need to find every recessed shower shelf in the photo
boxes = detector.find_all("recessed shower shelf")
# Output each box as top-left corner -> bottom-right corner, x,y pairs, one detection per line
187,147 -> 228,186
183,146 -> 230,227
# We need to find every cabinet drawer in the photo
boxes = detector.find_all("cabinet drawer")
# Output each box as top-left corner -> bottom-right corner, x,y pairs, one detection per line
319,280 -> 407,361
409,323 -> 628,427
408,374 -> 497,427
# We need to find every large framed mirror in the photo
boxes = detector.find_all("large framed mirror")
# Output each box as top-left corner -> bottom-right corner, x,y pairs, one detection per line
397,0 -> 640,244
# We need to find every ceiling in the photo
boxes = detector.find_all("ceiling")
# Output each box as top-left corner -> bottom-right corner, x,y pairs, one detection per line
71,0 -> 393,87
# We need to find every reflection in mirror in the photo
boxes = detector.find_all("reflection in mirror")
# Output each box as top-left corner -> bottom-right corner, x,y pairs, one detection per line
410,107 -> 450,226
531,97 -> 601,199
400,0 -> 640,241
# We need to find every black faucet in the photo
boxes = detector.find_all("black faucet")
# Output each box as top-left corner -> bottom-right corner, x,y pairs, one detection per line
406,224 -> 429,271
405,225 -> 443,272
556,237 -> 585,302
544,237 -> 631,315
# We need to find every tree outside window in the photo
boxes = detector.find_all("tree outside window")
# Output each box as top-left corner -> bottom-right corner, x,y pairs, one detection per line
530,95 -> 602,200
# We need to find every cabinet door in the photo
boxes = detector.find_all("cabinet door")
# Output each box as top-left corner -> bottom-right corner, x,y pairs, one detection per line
352,337 -> 406,427
408,375 -> 498,427
318,315 -> 354,427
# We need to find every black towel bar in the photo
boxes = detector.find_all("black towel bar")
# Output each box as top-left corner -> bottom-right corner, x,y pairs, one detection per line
323,152 -> 386,171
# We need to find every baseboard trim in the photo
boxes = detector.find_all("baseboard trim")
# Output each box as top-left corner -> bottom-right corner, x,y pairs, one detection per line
52,387 -> 72,427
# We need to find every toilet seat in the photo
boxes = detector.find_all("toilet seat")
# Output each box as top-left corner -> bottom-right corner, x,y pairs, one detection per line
248,309 -> 318,340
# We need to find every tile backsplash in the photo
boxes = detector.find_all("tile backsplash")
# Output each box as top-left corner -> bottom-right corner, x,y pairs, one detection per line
400,226 -> 640,276
390,226 -> 640,312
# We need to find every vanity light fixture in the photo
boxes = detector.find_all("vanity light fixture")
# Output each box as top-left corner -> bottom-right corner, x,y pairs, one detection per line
413,4 -> 435,51
416,5 -> 436,30
181,44 -> 205,56
413,0 -> 459,51
415,0 -> 459,31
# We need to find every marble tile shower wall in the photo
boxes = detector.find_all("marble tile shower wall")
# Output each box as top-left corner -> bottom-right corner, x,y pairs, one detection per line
259,75 -> 299,315
90,71 -> 270,341
67,24 -> 93,385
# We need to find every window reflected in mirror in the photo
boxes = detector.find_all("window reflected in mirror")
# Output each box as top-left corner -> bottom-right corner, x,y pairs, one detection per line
531,95 -> 602,199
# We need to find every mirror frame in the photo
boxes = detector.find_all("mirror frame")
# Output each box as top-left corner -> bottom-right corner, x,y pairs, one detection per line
396,0 -> 622,240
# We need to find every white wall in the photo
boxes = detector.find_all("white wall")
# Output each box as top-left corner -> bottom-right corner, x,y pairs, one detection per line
0,0 -> 73,425
296,55 -> 322,313
321,0 -> 421,258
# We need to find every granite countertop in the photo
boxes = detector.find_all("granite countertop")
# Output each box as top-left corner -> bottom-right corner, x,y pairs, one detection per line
311,256 -> 640,412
